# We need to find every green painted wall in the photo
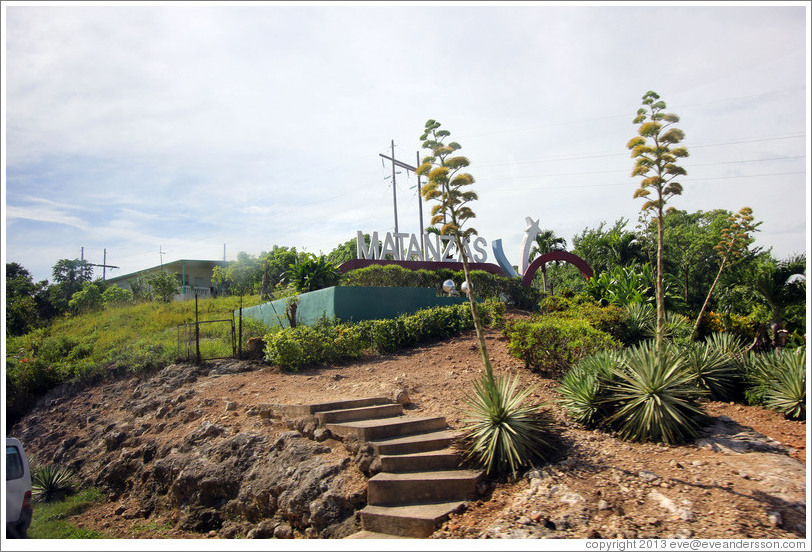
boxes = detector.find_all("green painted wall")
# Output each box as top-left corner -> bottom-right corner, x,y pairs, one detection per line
239,286 -> 470,328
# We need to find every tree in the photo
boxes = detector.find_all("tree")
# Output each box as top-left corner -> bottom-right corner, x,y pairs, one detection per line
6,263 -> 48,336
417,119 -> 552,476
50,258 -> 94,309
528,229 -> 567,293
147,271 -> 180,303
627,90 -> 688,349
68,281 -> 105,314
572,219 -> 643,274
691,207 -> 760,338
327,235 -> 369,265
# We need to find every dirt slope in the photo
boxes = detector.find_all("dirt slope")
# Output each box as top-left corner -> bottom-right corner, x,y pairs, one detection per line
11,320 -> 807,541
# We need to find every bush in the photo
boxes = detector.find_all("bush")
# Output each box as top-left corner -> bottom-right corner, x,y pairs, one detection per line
460,373 -> 554,477
604,341 -> 707,444
505,317 -> 620,373
341,265 -> 541,309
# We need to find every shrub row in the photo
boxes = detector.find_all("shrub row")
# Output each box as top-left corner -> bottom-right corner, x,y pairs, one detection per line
340,264 -> 541,310
263,300 -> 505,371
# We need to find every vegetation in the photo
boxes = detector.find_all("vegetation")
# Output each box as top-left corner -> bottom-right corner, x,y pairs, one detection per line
27,487 -> 107,539
283,253 -> 340,293
263,301 -> 505,371
604,341 -> 707,444
5,294 -> 268,426
745,347 -> 806,420
460,373 -> 554,477
417,118 -> 553,477
628,90 -> 689,348
32,463 -> 77,503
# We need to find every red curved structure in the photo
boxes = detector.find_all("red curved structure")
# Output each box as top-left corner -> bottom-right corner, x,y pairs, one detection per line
522,251 -> 593,287
339,258 -> 506,276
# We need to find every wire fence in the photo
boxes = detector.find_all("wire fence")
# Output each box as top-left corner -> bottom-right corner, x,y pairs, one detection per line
177,318 -> 236,363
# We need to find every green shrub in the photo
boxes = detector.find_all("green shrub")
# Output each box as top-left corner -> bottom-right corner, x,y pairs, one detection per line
460,373 -> 554,477
505,317 -> 620,373
604,341 -> 707,444
558,350 -> 621,427
263,303 -> 489,370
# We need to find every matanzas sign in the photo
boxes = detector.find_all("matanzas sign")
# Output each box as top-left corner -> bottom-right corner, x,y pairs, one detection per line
341,218 -> 593,287
356,231 -> 489,264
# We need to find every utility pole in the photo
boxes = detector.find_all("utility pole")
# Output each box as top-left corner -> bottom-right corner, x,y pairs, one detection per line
83,248 -> 119,280
390,140 -> 399,234
159,246 -> 166,266
378,147 -> 424,249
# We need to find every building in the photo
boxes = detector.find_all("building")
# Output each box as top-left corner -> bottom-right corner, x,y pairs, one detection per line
106,259 -> 228,301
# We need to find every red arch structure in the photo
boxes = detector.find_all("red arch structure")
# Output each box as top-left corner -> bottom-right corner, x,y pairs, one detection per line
522,251 -> 593,287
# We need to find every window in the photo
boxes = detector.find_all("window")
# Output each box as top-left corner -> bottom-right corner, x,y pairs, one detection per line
6,445 -> 24,480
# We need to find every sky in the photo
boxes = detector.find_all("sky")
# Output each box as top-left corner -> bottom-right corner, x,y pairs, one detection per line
2,1 -> 810,285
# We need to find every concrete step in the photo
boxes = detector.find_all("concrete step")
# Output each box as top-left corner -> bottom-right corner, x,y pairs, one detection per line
315,403 -> 403,424
380,449 -> 462,473
325,416 -> 447,441
359,501 -> 467,538
370,429 -> 460,455
271,397 -> 392,418
367,469 -> 482,506
345,530 -> 410,539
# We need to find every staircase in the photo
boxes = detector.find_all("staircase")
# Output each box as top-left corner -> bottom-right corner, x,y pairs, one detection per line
272,397 -> 482,538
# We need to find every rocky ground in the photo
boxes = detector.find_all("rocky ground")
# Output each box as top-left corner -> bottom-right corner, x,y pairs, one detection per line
9,316 -> 808,543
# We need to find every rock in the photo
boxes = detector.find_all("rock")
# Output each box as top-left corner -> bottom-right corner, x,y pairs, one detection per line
247,519 -> 279,538
114,505 -> 127,516
768,511 -> 783,528
674,528 -> 693,539
104,429 -> 128,451
225,401 -> 237,411
313,428 -> 331,442
246,337 -> 266,359
392,388 -> 411,406
517,515 -> 532,525
597,499 -> 610,511
638,470 -> 659,482
273,522 -> 293,539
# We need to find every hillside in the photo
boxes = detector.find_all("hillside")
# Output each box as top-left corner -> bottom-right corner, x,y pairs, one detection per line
8,314 -> 807,542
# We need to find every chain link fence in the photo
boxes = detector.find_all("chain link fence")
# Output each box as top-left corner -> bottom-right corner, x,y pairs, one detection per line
177,318 -> 236,363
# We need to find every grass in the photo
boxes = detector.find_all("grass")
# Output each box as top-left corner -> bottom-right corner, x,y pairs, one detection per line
6,294 -> 270,426
27,487 -> 107,539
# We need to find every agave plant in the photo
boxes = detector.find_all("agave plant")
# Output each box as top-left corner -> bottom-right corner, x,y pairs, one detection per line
604,341 -> 707,444
623,302 -> 654,345
749,347 -> 806,420
461,373 -> 554,477
681,339 -> 742,402
558,350 -> 620,427
32,463 -> 75,502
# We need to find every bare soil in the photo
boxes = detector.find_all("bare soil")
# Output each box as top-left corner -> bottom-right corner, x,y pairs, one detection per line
18,315 -> 808,541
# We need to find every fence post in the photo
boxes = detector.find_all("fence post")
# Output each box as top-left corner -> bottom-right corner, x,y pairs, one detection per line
195,292 -> 201,364
238,295 -> 243,359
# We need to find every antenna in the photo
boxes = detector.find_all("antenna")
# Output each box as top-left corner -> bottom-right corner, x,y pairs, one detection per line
159,246 -> 167,266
